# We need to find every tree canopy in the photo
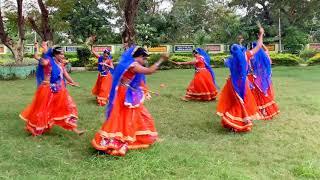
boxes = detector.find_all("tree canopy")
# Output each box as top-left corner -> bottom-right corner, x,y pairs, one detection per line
0,0 -> 319,58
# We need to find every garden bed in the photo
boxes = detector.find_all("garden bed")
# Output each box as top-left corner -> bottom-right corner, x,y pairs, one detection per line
0,65 -> 37,80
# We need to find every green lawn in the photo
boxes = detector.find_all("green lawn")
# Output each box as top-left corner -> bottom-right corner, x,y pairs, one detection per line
1,66 -> 320,179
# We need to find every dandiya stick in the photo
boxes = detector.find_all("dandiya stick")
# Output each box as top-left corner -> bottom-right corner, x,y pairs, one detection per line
256,21 -> 262,29
168,60 -> 180,65
145,89 -> 160,96
67,82 -> 80,87
126,84 -> 160,96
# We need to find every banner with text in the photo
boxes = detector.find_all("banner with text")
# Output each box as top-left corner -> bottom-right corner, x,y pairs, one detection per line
206,44 -> 224,54
65,46 -> 80,53
92,45 -> 114,54
148,46 -> 168,53
174,44 -> 194,53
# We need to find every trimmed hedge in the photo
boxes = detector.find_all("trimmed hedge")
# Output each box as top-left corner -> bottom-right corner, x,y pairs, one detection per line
65,53 -> 78,59
269,53 -> 301,66
307,53 -> 320,66
61,52 -> 304,70
148,54 -> 228,69
0,57 -> 38,66
147,54 -> 191,70
85,57 -> 98,71
0,65 -> 37,80
299,49 -> 320,61
211,55 -> 228,67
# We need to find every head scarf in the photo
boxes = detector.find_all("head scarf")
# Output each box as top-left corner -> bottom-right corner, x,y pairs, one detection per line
195,48 -> 219,89
251,42 -> 272,95
225,44 -> 248,100
105,46 -> 144,119
36,48 -> 62,92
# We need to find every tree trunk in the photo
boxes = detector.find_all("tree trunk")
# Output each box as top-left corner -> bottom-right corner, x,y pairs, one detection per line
12,45 -> 24,64
28,0 -> 54,46
122,0 -> 140,46
0,0 -> 25,63
38,0 -> 54,44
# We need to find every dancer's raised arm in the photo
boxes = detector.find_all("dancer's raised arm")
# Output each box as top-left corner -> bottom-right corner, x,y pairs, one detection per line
133,53 -> 169,75
251,26 -> 265,56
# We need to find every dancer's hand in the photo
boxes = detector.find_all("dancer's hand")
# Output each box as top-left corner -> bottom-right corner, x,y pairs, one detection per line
41,41 -> 48,53
146,93 -> 152,100
69,82 -> 80,87
160,53 -> 169,61
259,27 -> 265,36
86,35 -> 96,47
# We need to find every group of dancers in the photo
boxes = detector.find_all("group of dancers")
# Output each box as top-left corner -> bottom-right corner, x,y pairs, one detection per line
19,25 -> 279,156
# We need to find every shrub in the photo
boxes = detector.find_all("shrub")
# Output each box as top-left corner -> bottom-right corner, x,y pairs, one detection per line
171,53 -> 193,57
269,53 -> 301,66
170,55 -> 191,62
65,53 -> 78,59
283,26 -> 308,54
143,54 -> 191,70
67,58 -> 79,67
85,57 -> 98,70
154,54 -> 228,69
0,54 -> 14,65
307,53 -> 320,66
76,47 -> 91,67
299,49 -> 320,61
211,55 -> 229,67
24,53 -> 34,58
112,53 -> 122,62
0,57 -> 37,66
0,57 -> 37,80
147,54 -> 162,65
211,52 -> 228,56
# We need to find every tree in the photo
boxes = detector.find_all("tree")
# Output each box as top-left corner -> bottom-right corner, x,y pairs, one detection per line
283,26 -> 308,53
229,0 -> 320,45
28,0 -> 54,46
122,0 -> 140,46
0,0 -> 25,63
135,0 -> 176,45
101,0 -> 140,46
136,23 -> 157,46
65,0 -> 117,44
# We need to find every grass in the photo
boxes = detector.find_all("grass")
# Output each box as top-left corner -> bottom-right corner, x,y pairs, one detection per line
1,66 -> 320,179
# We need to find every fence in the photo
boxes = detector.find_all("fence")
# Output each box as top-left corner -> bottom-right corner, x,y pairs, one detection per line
2,42 -> 317,56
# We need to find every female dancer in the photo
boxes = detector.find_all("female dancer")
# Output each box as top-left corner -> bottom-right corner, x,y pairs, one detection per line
20,42 -> 84,136
248,43 -> 279,120
91,47 -> 114,106
176,48 -> 218,101
92,46 -> 168,156
216,26 -> 265,132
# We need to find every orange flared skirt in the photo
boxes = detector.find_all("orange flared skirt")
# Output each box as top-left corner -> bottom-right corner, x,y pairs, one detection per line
92,73 -> 113,106
248,74 -> 280,120
49,85 -> 78,130
92,85 -> 158,156
185,69 -> 218,101
20,82 -> 78,136
216,78 -> 260,132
